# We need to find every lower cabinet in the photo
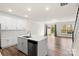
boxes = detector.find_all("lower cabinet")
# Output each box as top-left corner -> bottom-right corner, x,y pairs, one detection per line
17,37 -> 28,54
22,39 -> 28,54
1,38 -> 17,48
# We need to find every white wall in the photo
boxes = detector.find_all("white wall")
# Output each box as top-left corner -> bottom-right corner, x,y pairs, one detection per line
0,13 -> 28,48
28,18 -> 75,37
27,20 -> 45,36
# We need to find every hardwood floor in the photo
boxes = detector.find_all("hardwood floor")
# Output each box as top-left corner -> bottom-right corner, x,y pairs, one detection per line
48,35 -> 72,56
0,35 -> 72,56
0,46 -> 26,56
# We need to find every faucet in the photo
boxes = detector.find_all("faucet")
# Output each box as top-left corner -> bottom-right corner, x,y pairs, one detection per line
27,31 -> 31,37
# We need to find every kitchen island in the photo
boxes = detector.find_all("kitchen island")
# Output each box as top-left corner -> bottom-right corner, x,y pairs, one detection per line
17,35 -> 48,56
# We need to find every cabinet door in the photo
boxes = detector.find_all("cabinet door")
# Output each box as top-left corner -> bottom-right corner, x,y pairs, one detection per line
17,38 -> 28,55
38,39 -> 48,56
17,38 -> 24,51
22,39 -> 28,54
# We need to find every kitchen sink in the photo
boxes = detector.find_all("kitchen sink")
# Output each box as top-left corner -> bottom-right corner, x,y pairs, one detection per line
23,36 -> 31,38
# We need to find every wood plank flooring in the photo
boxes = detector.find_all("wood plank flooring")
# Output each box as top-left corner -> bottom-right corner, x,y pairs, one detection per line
0,35 -> 72,56
0,46 -> 26,56
48,35 -> 72,56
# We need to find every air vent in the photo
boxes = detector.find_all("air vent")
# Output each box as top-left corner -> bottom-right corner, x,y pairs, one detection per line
60,3 -> 68,6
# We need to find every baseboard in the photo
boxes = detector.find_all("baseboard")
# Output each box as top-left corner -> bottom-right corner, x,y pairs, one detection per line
56,36 -> 72,38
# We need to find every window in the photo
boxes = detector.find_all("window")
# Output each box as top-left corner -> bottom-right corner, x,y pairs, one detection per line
61,24 -> 73,34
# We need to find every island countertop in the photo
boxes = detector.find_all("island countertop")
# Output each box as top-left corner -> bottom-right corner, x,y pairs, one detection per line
18,35 -> 47,42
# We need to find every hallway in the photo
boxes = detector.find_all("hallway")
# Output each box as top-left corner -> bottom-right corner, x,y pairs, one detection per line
48,35 -> 72,56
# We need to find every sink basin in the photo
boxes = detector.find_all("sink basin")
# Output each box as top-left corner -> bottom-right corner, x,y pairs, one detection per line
23,36 -> 31,38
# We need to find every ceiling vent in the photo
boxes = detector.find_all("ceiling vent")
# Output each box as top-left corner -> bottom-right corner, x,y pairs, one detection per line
60,3 -> 68,6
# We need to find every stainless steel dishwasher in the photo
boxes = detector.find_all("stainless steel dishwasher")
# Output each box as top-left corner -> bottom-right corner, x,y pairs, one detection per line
28,40 -> 37,56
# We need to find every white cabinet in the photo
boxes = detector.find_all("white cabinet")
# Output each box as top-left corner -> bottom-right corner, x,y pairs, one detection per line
17,37 -> 23,51
1,38 -> 17,48
17,37 -> 28,54
23,39 -> 28,54
0,15 -> 26,30
38,38 -> 48,56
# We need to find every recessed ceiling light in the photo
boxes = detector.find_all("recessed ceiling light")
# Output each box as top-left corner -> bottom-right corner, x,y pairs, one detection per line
45,7 -> 50,11
24,15 -> 28,18
27,8 -> 31,11
8,9 -> 13,12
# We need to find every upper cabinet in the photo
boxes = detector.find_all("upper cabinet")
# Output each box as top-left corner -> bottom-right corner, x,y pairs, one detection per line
0,15 -> 27,30
16,19 -> 26,30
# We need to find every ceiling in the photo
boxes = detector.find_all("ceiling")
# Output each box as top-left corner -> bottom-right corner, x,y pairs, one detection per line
0,3 -> 78,22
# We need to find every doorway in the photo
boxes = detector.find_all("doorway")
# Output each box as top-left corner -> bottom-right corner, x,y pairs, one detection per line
46,24 -> 56,37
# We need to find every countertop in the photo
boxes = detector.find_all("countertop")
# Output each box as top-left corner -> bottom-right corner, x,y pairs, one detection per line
18,35 -> 47,42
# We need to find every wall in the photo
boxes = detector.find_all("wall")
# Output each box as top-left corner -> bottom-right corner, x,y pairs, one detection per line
0,13 -> 28,48
73,29 -> 79,56
72,14 -> 79,56
27,20 -> 45,36
35,18 -> 75,37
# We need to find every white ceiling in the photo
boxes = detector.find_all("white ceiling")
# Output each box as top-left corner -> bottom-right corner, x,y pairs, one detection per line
0,3 -> 78,22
